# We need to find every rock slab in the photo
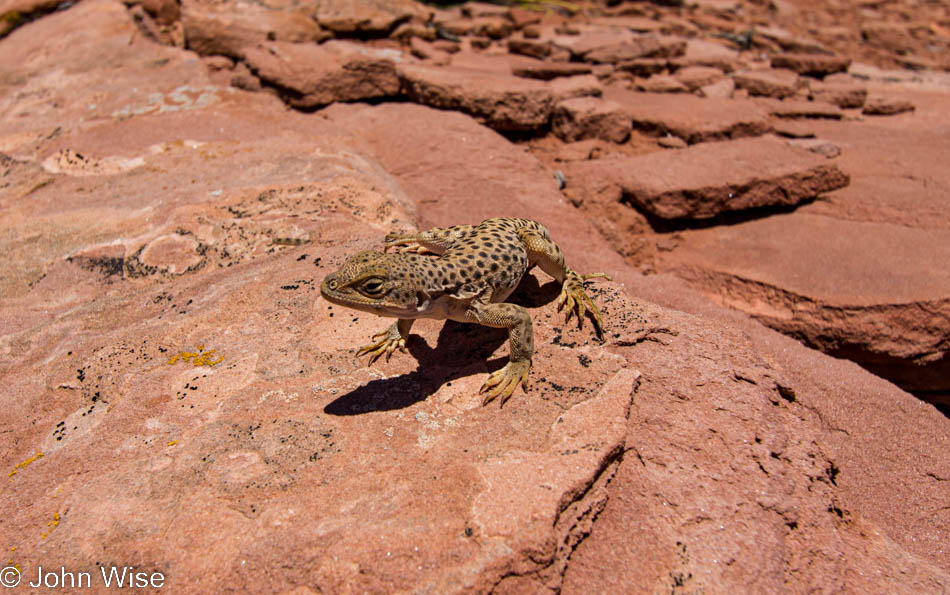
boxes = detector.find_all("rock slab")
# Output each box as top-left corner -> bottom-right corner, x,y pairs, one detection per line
552,97 -> 631,143
571,135 -> 850,220
180,0 -> 328,59
397,63 -> 554,131
655,213 -> 950,394
243,41 -> 401,108
604,89 -> 772,144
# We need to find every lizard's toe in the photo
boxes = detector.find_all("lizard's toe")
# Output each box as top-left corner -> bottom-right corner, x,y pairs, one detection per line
480,360 -> 530,407
557,272 -> 608,340
357,328 -> 407,365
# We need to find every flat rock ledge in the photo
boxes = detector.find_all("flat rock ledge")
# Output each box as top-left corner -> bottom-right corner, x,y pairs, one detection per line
397,63 -> 554,131
657,214 -> 950,396
568,135 -> 850,221
243,40 -> 401,108
603,89 -> 772,144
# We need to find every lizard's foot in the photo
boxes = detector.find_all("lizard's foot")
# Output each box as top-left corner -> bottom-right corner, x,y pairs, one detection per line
383,232 -> 436,255
480,359 -> 531,407
557,271 -> 611,340
356,325 -> 407,364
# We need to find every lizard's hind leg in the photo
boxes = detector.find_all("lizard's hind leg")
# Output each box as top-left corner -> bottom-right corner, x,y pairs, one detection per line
517,226 -> 611,340
384,224 -> 475,255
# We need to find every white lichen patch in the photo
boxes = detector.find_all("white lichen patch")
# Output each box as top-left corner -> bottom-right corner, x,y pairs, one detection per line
111,85 -> 232,120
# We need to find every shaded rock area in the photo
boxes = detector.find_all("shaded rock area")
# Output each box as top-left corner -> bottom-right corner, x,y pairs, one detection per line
2,0 -> 950,592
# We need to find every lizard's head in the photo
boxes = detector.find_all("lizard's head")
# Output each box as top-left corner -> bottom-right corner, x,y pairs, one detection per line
321,251 -> 433,318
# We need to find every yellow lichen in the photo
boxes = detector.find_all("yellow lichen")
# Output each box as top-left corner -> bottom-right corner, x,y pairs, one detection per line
8,452 -> 43,477
40,512 -> 60,539
168,346 -> 225,367
167,440 -> 178,447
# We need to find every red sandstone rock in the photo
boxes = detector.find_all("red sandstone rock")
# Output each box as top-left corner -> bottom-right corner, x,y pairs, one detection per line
772,120 -> 816,138
0,0 -> 224,136
390,21 -> 436,42
657,135 -> 688,148
396,63 -> 553,131
567,135 -> 850,220
512,61 -> 592,80
446,50 -> 521,75
798,90 -> 950,232
862,95 -> 916,116
861,22 -> 915,54
581,36 -> 688,64
673,65 -> 725,91
698,77 -> 735,98
604,88 -> 772,143
552,97 -> 632,143
469,16 -> 513,39
669,38 -> 740,73
786,137 -> 842,158
320,102 -> 628,263
615,57 -> 667,77
442,15 -> 512,39
313,0 -> 427,34
754,25 -> 831,54
548,74 -> 603,101
771,52 -> 852,78
508,7 -> 540,30
553,139 -> 609,162
550,28 -> 636,58
592,15 -> 666,34
409,37 -> 451,64
180,0 -> 329,60
761,98 -> 844,119
3,3 -> 950,593
127,0 -> 179,25
809,81 -> 868,108
655,213 -> 950,394
733,68 -> 803,98
636,74 -> 688,93
507,36 -> 554,59
243,41 -> 401,108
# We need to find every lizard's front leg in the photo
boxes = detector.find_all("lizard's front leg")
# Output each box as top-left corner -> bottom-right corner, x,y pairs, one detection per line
357,318 -> 414,364
464,301 -> 533,406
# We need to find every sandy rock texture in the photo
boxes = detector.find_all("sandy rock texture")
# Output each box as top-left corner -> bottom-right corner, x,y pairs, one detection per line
2,0 -> 950,592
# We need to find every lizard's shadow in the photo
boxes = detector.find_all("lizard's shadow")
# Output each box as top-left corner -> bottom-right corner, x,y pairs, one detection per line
323,275 -> 560,415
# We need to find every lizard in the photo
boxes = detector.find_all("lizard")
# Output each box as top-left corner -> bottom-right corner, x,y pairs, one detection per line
320,217 -> 610,406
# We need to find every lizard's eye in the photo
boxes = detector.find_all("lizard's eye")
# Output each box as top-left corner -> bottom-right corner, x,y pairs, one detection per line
360,278 -> 385,296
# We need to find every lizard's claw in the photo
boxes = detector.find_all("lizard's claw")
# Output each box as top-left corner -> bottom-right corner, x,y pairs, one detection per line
557,271 -> 610,340
357,327 -> 407,365
480,360 -> 531,407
